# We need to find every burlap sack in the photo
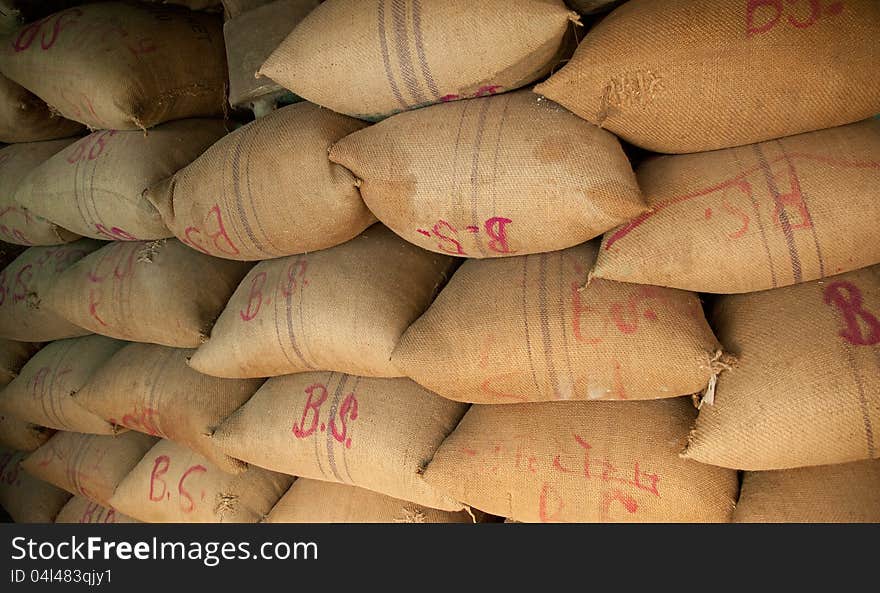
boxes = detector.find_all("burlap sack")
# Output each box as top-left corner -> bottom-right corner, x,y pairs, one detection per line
260,0 -> 577,120
22,431 -> 158,506
593,119 -> 880,293
0,73 -> 84,143
190,225 -> 453,378
0,338 -> 41,386
0,140 -> 79,246
55,495 -> 139,524
0,240 -> 101,342
46,239 -> 252,347
15,120 -> 228,241
222,0 -> 272,18
0,2 -> 227,130
76,343 -> 263,473
535,0 -> 880,154
733,460 -> 880,523
213,373 -> 467,510
110,439 -> 293,523
330,91 -> 644,258
566,0 -> 622,14
0,335 -> 124,434
264,479 -> 476,524
0,414 -> 53,451
146,103 -> 372,261
684,266 -> 880,470
0,448 -> 71,522
394,242 -> 722,403
224,0 -> 318,108
426,398 -> 738,522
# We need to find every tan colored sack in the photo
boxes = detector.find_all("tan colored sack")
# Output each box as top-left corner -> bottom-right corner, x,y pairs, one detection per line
535,0 -> 880,153
146,103 -> 372,261
0,240 -> 101,342
684,266 -> 880,470
213,373 -> 467,510
55,495 -> 139,524
46,239 -> 252,347
567,0 -> 621,14
0,2 -> 227,130
425,398 -> 738,522
593,119 -> 880,293
0,338 -> 41,386
22,431 -> 158,506
0,448 -> 71,522
15,120 -> 228,241
224,0 -> 319,108
260,0 -> 577,120
733,460 -> 880,523
110,439 -> 293,523
0,73 -> 84,143
0,335 -> 124,434
76,343 -> 263,473
394,242 -> 722,403
222,0 -> 272,18
265,479 -> 476,524
0,414 -> 53,451
0,140 -> 79,246
190,225 -> 453,378
330,91 -> 644,258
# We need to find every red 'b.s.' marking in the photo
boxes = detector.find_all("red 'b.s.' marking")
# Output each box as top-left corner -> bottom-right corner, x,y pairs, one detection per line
182,204 -> 240,257
329,393 -> 359,449
148,455 -> 170,502
292,383 -> 328,439
431,220 -> 465,255
66,130 -> 116,164
12,264 -> 33,304
280,259 -> 308,297
484,216 -> 514,254
178,465 -> 207,513
12,9 -> 82,52
746,0 -> 843,37
239,271 -> 267,321
823,282 -> 880,346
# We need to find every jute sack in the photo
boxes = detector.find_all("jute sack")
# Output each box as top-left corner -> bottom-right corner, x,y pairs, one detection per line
424,398 -> 738,522
330,91 -> 644,258
393,242 -> 723,403
110,439 -> 293,523
15,120 -> 228,241
46,239 -> 252,347
146,103 -> 373,261
534,0 -> 880,154
55,495 -> 139,524
221,0 -> 272,18
213,373 -> 467,510
22,431 -> 158,506
0,338 -> 41,386
0,414 -> 53,451
0,335 -> 125,434
0,240 -> 102,342
0,2 -> 227,130
0,140 -> 80,246
683,266 -> 880,470
567,0 -> 622,14
76,343 -> 263,473
0,73 -> 84,143
264,479 -> 476,524
190,225 -> 454,378
259,0 -> 578,120
0,448 -> 71,522
733,460 -> 880,523
593,119 -> 880,294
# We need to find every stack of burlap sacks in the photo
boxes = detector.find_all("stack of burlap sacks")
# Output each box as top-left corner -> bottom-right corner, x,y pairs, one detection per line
0,0 -> 877,524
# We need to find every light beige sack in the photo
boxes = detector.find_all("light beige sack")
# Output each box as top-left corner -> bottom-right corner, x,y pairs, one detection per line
424,398 -> 739,522
0,338 -> 41,386
55,495 -> 139,524
76,343 -> 263,473
46,239 -> 252,347
264,479 -> 476,524
535,0 -> 880,153
0,240 -> 101,342
146,103 -> 372,261
593,119 -> 880,293
567,0 -> 621,14
110,439 -> 293,523
0,448 -> 71,522
213,373 -> 467,510
190,225 -> 453,378
22,431 -> 158,506
0,73 -> 84,143
0,139 -> 79,246
394,242 -> 723,403
330,91 -> 644,258
0,2 -> 227,130
733,460 -> 880,523
15,120 -> 228,241
0,335 -> 124,434
260,0 -> 577,120
684,266 -> 880,470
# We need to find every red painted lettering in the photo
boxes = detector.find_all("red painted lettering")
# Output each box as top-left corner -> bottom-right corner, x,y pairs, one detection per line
292,383 -> 328,439
823,281 -> 880,346
182,204 -> 240,257
431,220 -> 465,255
178,465 -> 207,513
329,393 -> 359,449
239,271 -> 267,321
484,217 -> 514,254
148,455 -> 170,502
